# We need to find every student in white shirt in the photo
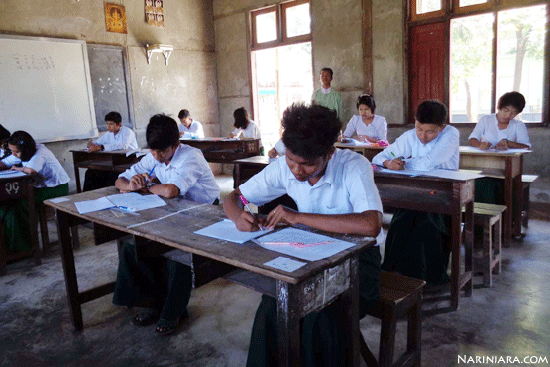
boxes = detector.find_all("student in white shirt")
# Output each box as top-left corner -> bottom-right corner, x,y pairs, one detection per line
113,114 -> 220,337
341,94 -> 388,143
373,100 -> 458,285
1,131 -> 70,252
267,138 -> 286,158
229,107 -> 263,152
0,124 -> 21,170
177,109 -> 205,139
83,111 -> 139,191
224,103 -> 383,367
469,91 -> 531,150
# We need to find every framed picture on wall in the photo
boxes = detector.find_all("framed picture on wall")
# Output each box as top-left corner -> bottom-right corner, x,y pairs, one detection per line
105,3 -> 127,34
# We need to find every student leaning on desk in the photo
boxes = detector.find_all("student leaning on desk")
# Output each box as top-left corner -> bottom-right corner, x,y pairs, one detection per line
83,111 -> 138,192
0,131 -> 70,252
113,114 -> 220,336
372,100 -> 459,286
224,103 -> 383,367
0,124 -> 21,170
339,94 -> 388,144
177,109 -> 205,139
468,91 -> 531,204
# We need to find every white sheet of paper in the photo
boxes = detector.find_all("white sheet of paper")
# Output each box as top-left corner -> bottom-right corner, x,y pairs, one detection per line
459,146 -> 531,154
74,197 -> 115,214
0,171 -> 26,178
254,227 -> 357,261
106,192 -> 166,212
194,219 -> 272,244
49,197 -> 70,203
264,256 -> 306,272
378,168 -> 422,176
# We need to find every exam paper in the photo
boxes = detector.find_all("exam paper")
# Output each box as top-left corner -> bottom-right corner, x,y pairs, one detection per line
0,171 -> 26,178
254,227 -> 357,261
194,219 -> 272,244
106,192 -> 166,212
74,197 -> 115,214
264,257 -> 306,272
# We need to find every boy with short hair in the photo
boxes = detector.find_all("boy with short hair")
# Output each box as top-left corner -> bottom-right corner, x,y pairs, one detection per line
177,109 -> 205,138
469,91 -> 531,150
372,100 -> 458,285
113,114 -> 220,336
224,103 -> 383,366
83,111 -> 139,191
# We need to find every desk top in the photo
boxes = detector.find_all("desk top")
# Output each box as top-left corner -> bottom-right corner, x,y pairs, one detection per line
234,156 -> 271,165
45,187 -> 374,284
459,146 -> 532,156
70,149 -> 134,155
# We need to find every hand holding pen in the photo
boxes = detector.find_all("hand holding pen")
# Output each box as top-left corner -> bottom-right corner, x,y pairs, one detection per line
385,152 -> 405,170
239,195 -> 265,231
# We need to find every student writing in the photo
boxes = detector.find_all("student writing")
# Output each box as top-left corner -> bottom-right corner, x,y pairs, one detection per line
372,100 -> 458,285
0,131 -> 70,252
341,94 -> 387,143
83,111 -> 138,192
177,109 -> 205,138
224,103 -> 383,367
0,124 -> 21,170
112,114 -> 220,336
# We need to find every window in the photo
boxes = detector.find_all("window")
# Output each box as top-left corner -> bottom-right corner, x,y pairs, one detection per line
449,4 -> 547,122
250,1 -> 313,148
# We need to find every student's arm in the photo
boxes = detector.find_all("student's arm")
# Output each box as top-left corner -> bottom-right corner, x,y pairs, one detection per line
342,116 -> 356,138
196,123 -> 205,138
223,188 -> 262,231
377,116 -> 388,141
469,138 -> 492,150
504,140 -> 530,149
0,161 -> 7,171
103,129 -> 137,151
405,127 -> 459,171
10,165 -> 36,174
510,122 -> 531,149
371,134 -> 409,170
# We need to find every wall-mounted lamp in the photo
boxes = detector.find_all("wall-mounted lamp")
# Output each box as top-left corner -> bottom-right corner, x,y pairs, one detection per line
146,44 -> 173,65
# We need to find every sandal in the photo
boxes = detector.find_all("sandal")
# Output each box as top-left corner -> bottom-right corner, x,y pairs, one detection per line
131,308 -> 159,327
155,316 -> 182,336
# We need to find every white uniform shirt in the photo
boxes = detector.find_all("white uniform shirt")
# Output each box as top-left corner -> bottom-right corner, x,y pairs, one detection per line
343,115 -> 388,140
231,120 -> 263,147
372,125 -> 459,171
0,149 -> 21,167
240,148 -> 383,216
94,126 -> 138,151
24,144 -> 70,187
119,143 -> 220,204
468,114 -> 531,148
274,139 -> 286,156
179,120 -> 205,139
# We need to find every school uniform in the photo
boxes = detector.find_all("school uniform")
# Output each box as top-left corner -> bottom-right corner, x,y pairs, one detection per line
240,148 -> 383,367
0,149 -> 21,167
231,120 -> 263,148
311,87 -> 344,120
273,139 -> 286,156
179,119 -> 205,139
373,125 -> 459,285
343,114 -> 388,141
469,114 -> 531,148
468,114 -> 531,204
0,144 -> 70,251
83,126 -> 139,192
113,143 -> 220,324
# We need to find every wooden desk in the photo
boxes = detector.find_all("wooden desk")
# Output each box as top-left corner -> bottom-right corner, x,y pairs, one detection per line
46,187 -> 374,366
0,173 -> 39,275
71,149 -> 142,193
459,147 -> 530,244
334,143 -> 384,161
180,138 -> 261,164
234,156 -> 271,187
373,170 -> 476,310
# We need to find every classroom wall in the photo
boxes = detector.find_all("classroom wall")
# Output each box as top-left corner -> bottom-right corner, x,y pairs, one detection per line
0,0 -> 220,191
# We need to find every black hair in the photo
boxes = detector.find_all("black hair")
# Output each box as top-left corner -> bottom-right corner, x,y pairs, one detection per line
356,94 -> 376,113
233,107 -> 249,130
177,109 -> 190,119
146,114 -> 180,150
497,92 -> 526,113
105,111 -> 122,124
0,125 -> 11,160
320,67 -> 333,78
8,131 -> 37,162
415,100 -> 448,126
282,103 -> 341,159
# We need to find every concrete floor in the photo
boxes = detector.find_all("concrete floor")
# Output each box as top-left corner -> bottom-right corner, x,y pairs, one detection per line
1,175 -> 550,367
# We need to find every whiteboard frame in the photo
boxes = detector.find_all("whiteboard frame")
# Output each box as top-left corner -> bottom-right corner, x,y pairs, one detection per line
0,34 -> 98,143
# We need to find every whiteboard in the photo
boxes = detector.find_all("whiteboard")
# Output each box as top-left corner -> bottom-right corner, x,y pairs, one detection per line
0,35 -> 98,143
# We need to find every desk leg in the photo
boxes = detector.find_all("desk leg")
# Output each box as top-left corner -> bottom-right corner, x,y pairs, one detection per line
450,207 -> 461,310
502,160 -> 513,246
463,200 -> 474,298
56,210 -> 83,330
74,163 -> 82,193
26,180 -> 40,265
512,173 -> 523,237
234,163 -> 241,187
276,281 -> 301,367
342,257 -> 360,367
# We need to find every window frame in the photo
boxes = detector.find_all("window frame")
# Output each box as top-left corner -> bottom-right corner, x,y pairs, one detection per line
250,0 -> 312,52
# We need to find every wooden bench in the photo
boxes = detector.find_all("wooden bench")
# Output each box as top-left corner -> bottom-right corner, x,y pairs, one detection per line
473,202 -> 506,287
521,175 -> 538,229
360,271 -> 426,367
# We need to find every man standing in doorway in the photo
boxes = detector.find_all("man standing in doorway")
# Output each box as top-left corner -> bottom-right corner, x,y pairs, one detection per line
311,67 -> 344,120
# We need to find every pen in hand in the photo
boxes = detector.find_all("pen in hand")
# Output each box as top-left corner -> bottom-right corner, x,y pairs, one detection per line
239,195 -> 265,230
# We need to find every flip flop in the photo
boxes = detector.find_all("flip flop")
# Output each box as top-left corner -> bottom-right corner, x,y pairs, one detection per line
131,308 -> 160,327
155,310 -> 189,336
